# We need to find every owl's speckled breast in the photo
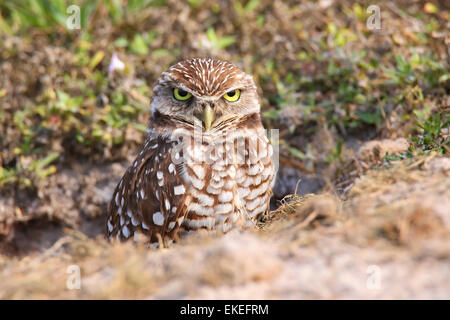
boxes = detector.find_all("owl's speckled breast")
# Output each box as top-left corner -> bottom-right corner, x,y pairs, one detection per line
179,128 -> 274,233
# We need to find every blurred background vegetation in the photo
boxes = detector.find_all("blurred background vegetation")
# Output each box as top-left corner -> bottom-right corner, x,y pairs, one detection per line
0,0 -> 448,244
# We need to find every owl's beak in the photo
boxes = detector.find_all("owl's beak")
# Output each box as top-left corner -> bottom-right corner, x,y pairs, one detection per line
202,104 -> 215,131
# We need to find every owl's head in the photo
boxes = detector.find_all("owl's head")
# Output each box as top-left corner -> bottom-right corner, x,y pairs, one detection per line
150,58 -> 260,132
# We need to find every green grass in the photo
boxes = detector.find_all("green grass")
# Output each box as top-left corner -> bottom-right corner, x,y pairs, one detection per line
412,110 -> 450,154
383,109 -> 450,164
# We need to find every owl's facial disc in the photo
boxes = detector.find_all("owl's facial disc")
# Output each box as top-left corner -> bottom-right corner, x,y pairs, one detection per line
154,86 -> 258,132
151,58 -> 260,131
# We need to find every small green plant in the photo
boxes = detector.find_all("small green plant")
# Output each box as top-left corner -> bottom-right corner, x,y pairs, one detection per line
385,53 -> 446,88
287,146 -> 306,160
326,23 -> 358,47
187,0 -> 204,9
356,108 -> 382,125
384,110 -> 449,164
206,28 -> 236,50
384,153 -> 412,162
53,90 -> 83,114
385,55 -> 416,85
0,0 -> 97,33
326,139 -> 343,163
28,152 -> 60,179
0,152 -> 60,187
0,167 -> 18,186
129,32 -> 157,55
233,0 -> 260,16
411,110 -> 450,154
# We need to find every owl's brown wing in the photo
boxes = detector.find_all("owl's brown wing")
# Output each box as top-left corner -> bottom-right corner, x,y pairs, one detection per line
106,137 -> 188,247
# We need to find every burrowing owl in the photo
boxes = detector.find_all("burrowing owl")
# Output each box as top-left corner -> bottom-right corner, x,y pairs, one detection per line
106,58 -> 275,247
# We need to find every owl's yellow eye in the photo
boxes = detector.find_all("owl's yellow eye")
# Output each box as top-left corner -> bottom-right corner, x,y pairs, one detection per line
173,88 -> 192,101
223,89 -> 240,102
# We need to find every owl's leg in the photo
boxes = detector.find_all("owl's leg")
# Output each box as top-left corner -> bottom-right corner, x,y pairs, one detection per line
172,229 -> 181,243
155,232 -> 164,249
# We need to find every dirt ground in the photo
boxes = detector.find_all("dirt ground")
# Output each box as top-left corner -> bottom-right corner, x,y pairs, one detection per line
0,151 -> 449,299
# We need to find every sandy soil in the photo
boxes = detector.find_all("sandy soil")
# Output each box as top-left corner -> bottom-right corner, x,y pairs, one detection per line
1,153 -> 448,299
